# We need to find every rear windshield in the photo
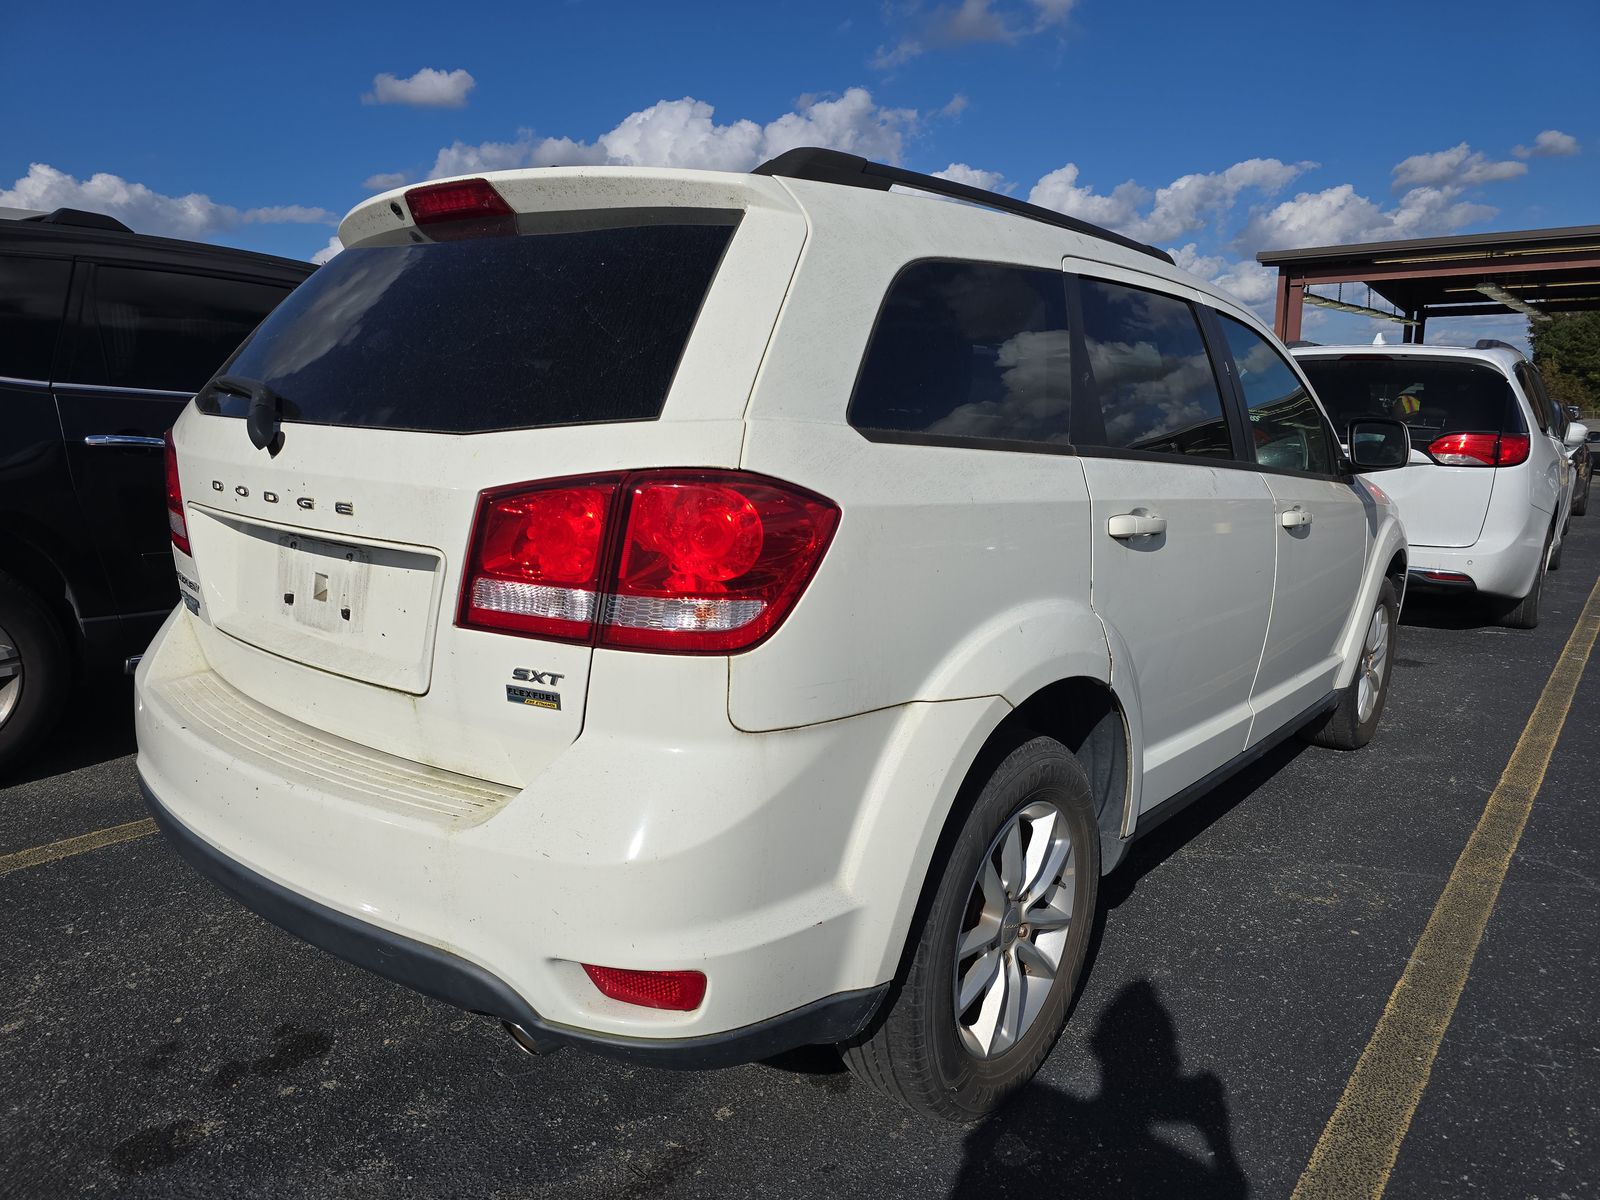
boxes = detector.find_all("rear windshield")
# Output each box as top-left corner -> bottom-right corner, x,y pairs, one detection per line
1297,355 -> 1525,441
198,210 -> 739,434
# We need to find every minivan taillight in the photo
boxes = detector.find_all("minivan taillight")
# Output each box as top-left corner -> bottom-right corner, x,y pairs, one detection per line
163,431 -> 190,555
458,471 -> 840,654
1427,431 -> 1530,468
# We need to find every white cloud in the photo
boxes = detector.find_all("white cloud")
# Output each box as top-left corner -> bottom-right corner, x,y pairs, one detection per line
362,171 -> 409,191
939,94 -> 970,118
311,235 -> 342,265
1237,182 -> 1495,252
423,89 -> 917,180
932,162 -> 1010,192
873,0 -> 1077,68
1513,129 -> 1579,159
0,163 -> 333,240
363,67 -> 476,109
1168,244 -> 1278,315
1028,157 -> 1309,244
1391,142 -> 1525,190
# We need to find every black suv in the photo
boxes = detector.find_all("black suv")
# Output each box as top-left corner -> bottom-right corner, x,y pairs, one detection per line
1,207 -> 312,770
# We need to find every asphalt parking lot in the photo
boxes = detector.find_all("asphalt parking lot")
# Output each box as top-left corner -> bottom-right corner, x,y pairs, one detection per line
4,526 -> 1598,1199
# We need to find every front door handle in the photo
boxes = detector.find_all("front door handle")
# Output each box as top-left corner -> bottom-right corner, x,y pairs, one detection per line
1280,506 -> 1314,529
1107,513 -> 1167,539
84,434 -> 165,449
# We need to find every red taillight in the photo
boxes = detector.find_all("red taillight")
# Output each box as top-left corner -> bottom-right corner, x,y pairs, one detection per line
163,431 -> 190,556
582,964 -> 707,1011
404,178 -> 515,239
457,470 -> 839,653
459,478 -> 617,642
603,473 -> 839,654
1427,431 -> 1529,468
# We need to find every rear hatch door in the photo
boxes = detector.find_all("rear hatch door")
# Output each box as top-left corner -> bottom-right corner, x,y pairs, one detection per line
1299,354 -> 1522,548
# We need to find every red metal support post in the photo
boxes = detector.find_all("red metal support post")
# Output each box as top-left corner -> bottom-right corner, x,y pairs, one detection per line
1274,272 -> 1304,342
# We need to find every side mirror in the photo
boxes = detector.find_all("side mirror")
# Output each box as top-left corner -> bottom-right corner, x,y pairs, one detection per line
1564,421 -> 1589,452
1567,405 -> 1583,421
1347,418 -> 1411,471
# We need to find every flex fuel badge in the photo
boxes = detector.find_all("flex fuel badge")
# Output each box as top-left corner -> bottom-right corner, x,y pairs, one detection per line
506,685 -> 561,710
507,668 -> 564,710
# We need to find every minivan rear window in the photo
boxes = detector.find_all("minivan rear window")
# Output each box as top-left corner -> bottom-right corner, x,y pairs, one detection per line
1297,356 -> 1526,441
199,211 -> 740,434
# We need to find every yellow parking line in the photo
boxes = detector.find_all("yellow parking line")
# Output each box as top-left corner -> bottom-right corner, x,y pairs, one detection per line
0,818 -> 157,879
1293,573 -> 1600,1200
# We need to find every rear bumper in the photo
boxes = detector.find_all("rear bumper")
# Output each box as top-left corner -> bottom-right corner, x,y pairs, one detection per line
1403,518 -> 1545,600
133,607 -> 921,1056
140,774 -> 883,1066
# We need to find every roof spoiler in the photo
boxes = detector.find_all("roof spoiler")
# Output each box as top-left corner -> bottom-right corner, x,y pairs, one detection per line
23,207 -> 133,233
753,147 -> 1174,266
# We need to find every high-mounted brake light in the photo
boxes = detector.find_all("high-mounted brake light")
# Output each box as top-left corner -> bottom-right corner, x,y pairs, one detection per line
458,470 -> 840,654
163,430 -> 190,556
582,964 -> 707,1012
403,178 -> 516,240
1427,431 -> 1529,468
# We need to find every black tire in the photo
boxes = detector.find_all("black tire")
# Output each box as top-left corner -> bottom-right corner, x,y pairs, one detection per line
1308,579 -> 1398,751
841,735 -> 1100,1121
0,573 -> 70,774
1493,535 -> 1549,630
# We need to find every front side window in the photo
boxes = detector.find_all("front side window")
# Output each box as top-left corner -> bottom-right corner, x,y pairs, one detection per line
1076,278 -> 1233,460
0,254 -> 72,381
1219,315 -> 1336,475
66,266 -> 293,392
850,260 -> 1072,446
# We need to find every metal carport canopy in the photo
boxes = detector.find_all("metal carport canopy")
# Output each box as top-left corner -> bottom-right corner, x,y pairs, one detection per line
1257,224 -> 1600,343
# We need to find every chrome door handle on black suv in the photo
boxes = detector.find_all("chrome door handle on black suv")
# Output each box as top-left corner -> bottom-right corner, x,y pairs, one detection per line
83,434 -> 165,449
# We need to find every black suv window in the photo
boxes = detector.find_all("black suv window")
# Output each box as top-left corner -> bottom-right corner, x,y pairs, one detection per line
0,255 -> 72,381
1218,314 -> 1336,474
850,260 -> 1071,446
1077,278 -> 1233,460
67,266 -> 292,392
201,213 -> 738,434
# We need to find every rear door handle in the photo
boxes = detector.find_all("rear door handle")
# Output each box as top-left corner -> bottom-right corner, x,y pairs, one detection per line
1280,506 -> 1313,529
1107,513 -> 1167,539
84,434 -> 164,449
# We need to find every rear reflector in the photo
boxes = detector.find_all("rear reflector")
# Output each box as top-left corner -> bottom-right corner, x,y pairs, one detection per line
582,964 -> 707,1011
163,430 -> 190,556
1417,569 -> 1474,584
1427,431 -> 1529,468
459,470 -> 839,654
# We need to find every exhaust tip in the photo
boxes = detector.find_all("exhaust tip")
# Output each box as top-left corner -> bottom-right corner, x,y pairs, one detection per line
502,1020 -> 559,1057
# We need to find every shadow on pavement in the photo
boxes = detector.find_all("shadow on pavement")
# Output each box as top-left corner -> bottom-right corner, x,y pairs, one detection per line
952,979 -> 1247,1198
1398,591 -> 1501,630
4,669 -> 136,787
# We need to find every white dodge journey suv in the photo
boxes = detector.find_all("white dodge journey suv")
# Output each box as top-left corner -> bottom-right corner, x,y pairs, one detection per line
137,150 -> 1410,1120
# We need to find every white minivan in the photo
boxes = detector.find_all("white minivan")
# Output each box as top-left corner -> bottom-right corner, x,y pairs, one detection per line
137,150 -> 1409,1120
1294,342 -> 1584,628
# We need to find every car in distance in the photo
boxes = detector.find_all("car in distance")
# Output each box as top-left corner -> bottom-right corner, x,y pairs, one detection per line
1293,342 -> 1579,629
1564,406 -> 1591,517
0,207 -> 312,771
137,151 -> 1409,1120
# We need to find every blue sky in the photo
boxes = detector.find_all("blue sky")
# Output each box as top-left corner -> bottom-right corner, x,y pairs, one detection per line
5,0 -> 1597,344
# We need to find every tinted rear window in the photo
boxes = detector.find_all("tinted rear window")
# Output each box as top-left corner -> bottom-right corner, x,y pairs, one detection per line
200,212 -> 739,434
1298,356 -> 1525,441
0,254 -> 71,380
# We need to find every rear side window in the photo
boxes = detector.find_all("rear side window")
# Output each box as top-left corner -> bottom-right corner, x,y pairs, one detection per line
849,260 -> 1071,446
0,255 -> 72,381
1218,315 -> 1336,475
1297,357 -> 1526,442
67,266 -> 292,392
201,213 -> 739,434
1516,363 -> 1562,435
1076,278 -> 1233,460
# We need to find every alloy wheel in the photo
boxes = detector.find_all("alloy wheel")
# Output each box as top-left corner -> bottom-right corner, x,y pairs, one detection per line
951,799 -> 1076,1058
1356,602 -> 1390,724
0,622 -> 20,729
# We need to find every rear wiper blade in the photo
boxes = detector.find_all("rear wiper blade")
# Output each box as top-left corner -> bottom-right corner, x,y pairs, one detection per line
210,374 -> 292,455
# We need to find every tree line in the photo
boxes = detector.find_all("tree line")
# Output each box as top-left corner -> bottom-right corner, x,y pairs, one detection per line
1531,312 -> 1600,417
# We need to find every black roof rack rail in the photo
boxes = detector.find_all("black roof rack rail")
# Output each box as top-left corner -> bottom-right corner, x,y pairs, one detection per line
23,207 -> 133,233
752,147 -> 1174,266
1286,339 -> 1321,348
1473,338 -> 1524,355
